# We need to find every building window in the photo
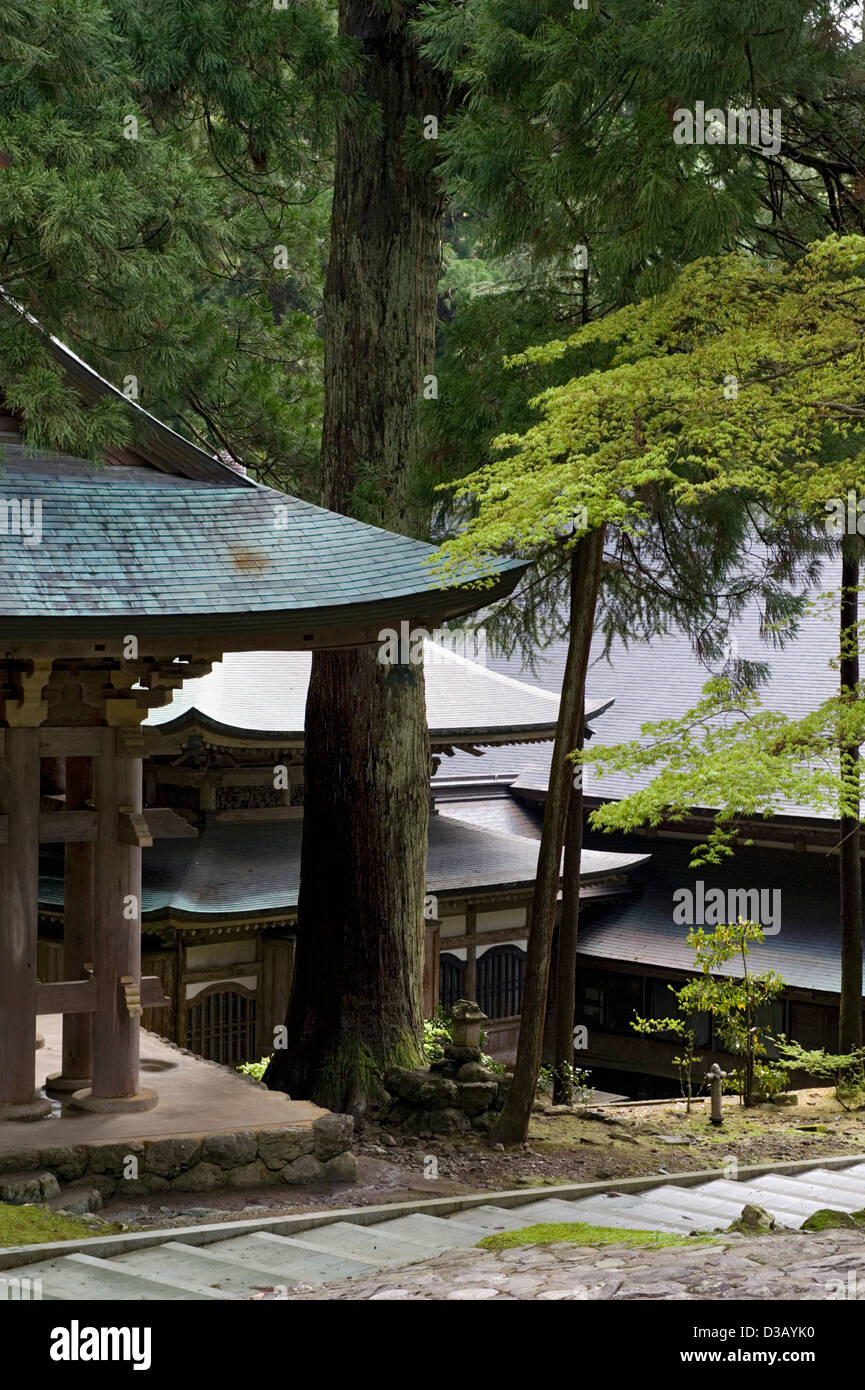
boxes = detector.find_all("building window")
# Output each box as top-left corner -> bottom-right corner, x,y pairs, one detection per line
477,946 -> 525,1020
185,984 -> 256,1065
439,953 -> 466,1012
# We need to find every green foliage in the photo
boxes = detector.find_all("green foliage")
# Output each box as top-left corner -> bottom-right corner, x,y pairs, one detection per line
419,0 -> 865,293
422,1013 -> 453,1065
632,1013 -> 702,1110
422,1010 -> 506,1073
537,1061 -> 593,1105
631,922 -> 785,1109
0,0 -> 348,488
582,671 -> 865,866
771,1037 -> 865,1110
236,1057 -> 269,1081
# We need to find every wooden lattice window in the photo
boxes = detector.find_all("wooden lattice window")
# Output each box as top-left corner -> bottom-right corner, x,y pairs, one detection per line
477,946 -> 525,1020
439,953 -> 466,1012
185,984 -> 257,1065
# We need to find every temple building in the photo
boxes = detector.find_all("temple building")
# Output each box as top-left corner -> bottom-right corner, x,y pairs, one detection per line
0,328 -> 524,1121
434,598 -> 865,1095
35,644 -> 647,1065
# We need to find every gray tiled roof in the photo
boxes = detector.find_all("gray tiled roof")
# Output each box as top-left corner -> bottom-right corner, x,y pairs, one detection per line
0,447 -> 522,639
39,817 -> 647,919
579,833 -> 858,997
438,562 -> 843,819
147,643 -> 609,743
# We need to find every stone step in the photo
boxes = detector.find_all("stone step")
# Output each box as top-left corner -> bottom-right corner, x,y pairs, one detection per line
746,1175 -> 862,1211
284,1221 -> 452,1264
445,1205 -> 543,1232
375,1213 -> 489,1249
201,1232 -> 379,1281
521,1198 -> 689,1234
694,1179 -> 825,1227
793,1169 -> 865,1200
114,1240 -> 347,1297
0,1253 -> 232,1301
632,1185 -> 747,1221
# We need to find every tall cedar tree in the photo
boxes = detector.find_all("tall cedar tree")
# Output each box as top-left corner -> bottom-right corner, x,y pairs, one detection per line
263,1 -> 452,1113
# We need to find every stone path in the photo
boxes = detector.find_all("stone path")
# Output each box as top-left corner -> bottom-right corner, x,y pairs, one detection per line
284,1229 -> 865,1300
7,1158 -> 865,1299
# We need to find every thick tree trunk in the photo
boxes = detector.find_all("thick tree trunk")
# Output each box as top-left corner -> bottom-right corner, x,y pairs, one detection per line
492,528 -> 605,1145
838,536 -> 862,1054
264,1 -> 448,1113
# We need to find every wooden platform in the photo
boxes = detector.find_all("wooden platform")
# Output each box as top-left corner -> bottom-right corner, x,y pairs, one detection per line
0,1016 -> 323,1155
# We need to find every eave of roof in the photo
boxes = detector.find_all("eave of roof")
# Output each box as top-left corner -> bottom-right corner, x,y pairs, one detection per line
0,450 -> 524,646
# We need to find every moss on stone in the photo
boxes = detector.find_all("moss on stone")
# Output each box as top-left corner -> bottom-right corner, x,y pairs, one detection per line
476,1222 -> 718,1252
0,1202 -> 123,1247
801,1208 -> 858,1232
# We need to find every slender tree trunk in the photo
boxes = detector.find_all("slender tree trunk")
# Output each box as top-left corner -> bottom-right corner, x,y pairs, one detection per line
492,527 -> 605,1145
551,766 -> 583,1105
838,536 -> 862,1054
552,549 -> 587,1105
264,0 -> 448,1113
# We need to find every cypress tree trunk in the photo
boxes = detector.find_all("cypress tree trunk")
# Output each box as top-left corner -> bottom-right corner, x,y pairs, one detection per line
838,536 -> 863,1054
264,1 -> 448,1113
492,528 -> 605,1145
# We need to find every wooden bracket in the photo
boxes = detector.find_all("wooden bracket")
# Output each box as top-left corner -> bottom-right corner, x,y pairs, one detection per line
118,808 -> 153,848
120,975 -> 143,1018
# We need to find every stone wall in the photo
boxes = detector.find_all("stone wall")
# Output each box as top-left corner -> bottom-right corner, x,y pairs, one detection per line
0,1113 -> 355,1213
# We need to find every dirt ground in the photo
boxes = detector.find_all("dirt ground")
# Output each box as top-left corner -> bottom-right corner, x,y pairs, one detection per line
97,1086 -> 865,1230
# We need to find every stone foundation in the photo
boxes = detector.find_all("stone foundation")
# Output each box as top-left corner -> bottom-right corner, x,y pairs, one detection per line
383,1034 -> 511,1136
0,1112 -> 356,1212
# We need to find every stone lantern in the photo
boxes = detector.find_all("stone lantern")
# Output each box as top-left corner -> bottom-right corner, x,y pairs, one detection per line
450,999 -> 487,1051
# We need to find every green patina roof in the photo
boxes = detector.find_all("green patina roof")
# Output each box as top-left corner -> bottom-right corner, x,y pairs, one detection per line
0,446 -> 522,641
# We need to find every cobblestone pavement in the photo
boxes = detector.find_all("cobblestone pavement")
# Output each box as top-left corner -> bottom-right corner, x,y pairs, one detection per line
285,1230 -> 865,1300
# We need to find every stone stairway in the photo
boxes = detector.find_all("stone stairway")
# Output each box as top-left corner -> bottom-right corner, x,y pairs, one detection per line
7,1161 -> 865,1300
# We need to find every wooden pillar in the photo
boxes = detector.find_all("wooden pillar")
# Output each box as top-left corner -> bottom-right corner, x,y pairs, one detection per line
46,756 -> 93,1091
465,944 -> 478,1005
0,728 -> 51,1118
422,919 -> 440,1018
71,729 -> 156,1112
464,904 -> 478,1004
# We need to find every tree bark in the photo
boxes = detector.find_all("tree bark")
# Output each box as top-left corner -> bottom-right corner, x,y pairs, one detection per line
264,1 -> 448,1113
552,545 -> 587,1105
492,527 -> 605,1144
838,535 -> 862,1054
552,714 -> 585,1105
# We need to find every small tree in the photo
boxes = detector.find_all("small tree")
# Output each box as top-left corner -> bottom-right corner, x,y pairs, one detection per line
678,922 -> 786,1108
632,922 -> 785,1110
631,1013 -> 702,1112
771,1038 -> 865,1111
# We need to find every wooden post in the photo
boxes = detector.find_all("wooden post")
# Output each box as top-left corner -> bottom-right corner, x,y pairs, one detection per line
0,728 -> 51,1119
46,756 -> 94,1091
71,729 -> 156,1112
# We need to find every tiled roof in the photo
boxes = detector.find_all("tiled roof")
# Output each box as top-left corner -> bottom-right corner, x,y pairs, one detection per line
0,447 -> 522,640
146,642 -> 610,743
579,832 -> 858,997
438,562 -> 843,819
39,818 -> 648,919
